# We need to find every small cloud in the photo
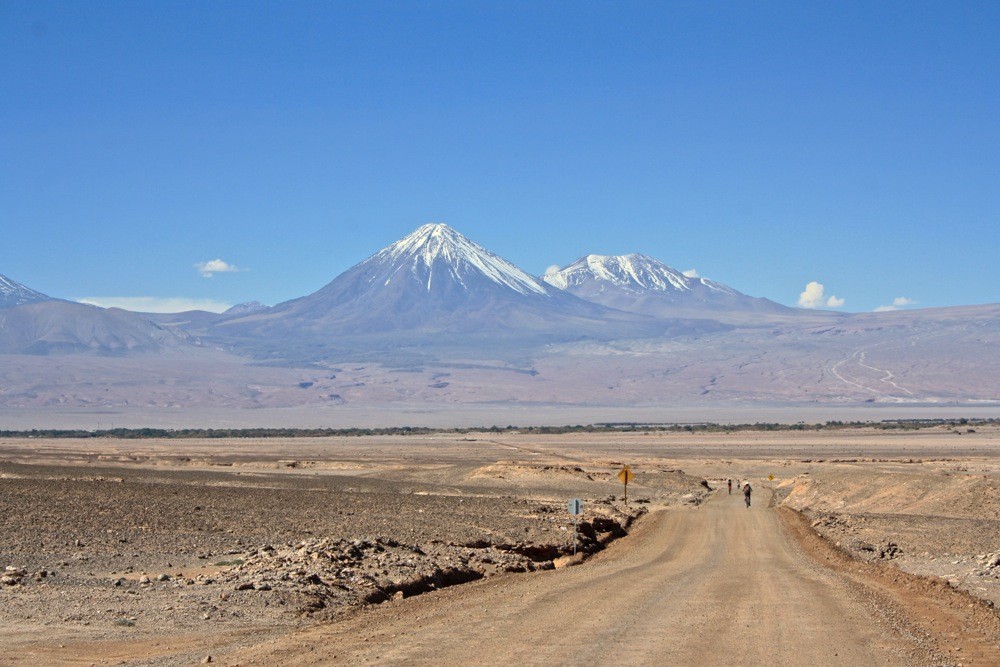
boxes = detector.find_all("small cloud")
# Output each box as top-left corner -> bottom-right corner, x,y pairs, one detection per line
77,297 -> 233,313
875,296 -> 917,312
544,264 -> 561,276
682,269 -> 700,278
798,281 -> 844,309
195,258 -> 243,278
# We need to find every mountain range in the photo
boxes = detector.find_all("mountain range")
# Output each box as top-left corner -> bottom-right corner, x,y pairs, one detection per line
204,224 -> 724,364
0,225 -> 997,418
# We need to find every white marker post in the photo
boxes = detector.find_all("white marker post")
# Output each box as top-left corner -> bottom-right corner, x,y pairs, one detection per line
568,498 -> 583,555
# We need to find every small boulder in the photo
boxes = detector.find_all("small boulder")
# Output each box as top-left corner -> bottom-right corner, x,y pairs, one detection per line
553,554 -> 585,569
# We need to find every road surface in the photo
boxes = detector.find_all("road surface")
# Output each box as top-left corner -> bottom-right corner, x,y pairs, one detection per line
225,491 -> 917,665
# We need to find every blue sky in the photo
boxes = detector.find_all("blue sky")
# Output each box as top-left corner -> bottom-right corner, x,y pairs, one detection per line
2,1 -> 997,312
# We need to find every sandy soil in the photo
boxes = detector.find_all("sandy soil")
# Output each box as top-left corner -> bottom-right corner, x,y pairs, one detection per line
1,426 -> 998,665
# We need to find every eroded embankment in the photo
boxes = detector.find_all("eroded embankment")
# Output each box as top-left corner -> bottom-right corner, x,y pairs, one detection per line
217,499 -> 645,619
778,471 -> 1000,604
778,489 -> 1000,665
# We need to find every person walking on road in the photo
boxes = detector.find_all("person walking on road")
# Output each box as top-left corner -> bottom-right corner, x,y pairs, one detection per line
743,482 -> 752,508
727,479 -> 732,495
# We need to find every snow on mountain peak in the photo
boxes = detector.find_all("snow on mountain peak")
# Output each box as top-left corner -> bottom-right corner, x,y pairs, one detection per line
223,301 -> 268,316
371,223 -> 549,296
0,273 -> 51,307
543,254 -> 738,296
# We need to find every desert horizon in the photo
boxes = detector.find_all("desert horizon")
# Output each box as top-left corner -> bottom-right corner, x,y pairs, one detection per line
3,2 -> 998,665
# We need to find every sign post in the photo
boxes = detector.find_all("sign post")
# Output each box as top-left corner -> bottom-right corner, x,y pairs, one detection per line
568,498 -> 583,554
617,465 -> 634,505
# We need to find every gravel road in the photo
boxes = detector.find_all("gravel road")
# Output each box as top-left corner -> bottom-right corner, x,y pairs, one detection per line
220,491 -> 927,665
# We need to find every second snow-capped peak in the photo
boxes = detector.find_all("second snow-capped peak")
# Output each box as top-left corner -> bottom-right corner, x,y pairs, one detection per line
542,254 -> 736,295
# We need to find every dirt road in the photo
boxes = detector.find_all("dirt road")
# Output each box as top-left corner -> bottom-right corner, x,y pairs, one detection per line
222,491 -> 918,665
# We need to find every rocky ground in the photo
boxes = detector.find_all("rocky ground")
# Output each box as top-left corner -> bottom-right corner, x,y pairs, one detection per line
0,436 -> 704,660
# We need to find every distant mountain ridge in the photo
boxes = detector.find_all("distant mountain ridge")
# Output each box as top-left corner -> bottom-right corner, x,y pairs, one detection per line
0,301 -> 194,354
1,224 -> 997,409
0,274 -> 197,354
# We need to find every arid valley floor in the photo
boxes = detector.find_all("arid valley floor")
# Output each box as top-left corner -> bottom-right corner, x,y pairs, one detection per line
1,426 -> 999,665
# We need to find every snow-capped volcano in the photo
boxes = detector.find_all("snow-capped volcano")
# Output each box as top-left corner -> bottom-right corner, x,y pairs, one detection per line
375,223 -> 549,296
543,254 -> 790,317
254,222 -> 566,328
0,273 -> 52,308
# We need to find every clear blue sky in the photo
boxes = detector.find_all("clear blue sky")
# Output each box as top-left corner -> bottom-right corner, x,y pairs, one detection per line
2,1 -> 997,312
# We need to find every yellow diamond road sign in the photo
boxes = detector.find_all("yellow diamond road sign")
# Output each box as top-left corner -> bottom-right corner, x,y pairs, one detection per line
617,466 -> 634,485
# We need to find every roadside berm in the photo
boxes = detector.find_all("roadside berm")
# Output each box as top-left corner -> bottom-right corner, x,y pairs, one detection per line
221,500 -> 642,618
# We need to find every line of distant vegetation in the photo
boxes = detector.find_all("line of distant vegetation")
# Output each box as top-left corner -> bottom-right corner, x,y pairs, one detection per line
0,419 -> 995,439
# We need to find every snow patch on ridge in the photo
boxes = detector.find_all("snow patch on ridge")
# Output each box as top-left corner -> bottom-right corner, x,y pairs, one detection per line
0,273 -> 51,307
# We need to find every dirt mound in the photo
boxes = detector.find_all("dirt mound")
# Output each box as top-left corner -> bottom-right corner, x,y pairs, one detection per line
784,471 -> 1000,520
471,462 -> 597,481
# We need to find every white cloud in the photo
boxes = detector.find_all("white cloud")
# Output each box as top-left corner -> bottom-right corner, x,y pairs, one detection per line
798,281 -> 845,309
77,297 -> 233,313
544,264 -> 561,276
682,269 -> 700,278
195,258 -> 243,278
875,296 -> 917,312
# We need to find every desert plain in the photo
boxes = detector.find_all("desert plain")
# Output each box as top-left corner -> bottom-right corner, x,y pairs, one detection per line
1,424 -> 999,666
